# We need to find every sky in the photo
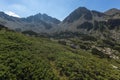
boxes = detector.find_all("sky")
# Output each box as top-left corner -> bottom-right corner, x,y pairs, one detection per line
0,0 -> 120,20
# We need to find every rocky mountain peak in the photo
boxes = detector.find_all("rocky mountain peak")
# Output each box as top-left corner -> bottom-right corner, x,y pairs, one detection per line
0,12 -> 10,18
76,7 -> 89,12
63,7 -> 91,23
104,8 -> 120,15
24,13 -> 60,24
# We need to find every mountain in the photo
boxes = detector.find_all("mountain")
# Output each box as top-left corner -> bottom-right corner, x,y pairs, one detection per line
0,7 -> 120,80
63,7 -> 93,23
0,7 -> 120,35
105,8 -> 120,15
58,7 -> 120,41
59,7 -> 106,32
0,12 -> 60,33
22,13 -> 60,24
104,8 -> 120,19
51,7 -> 120,62
0,7 -> 120,40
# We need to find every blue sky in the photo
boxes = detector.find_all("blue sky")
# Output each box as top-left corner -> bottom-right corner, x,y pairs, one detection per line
0,0 -> 120,20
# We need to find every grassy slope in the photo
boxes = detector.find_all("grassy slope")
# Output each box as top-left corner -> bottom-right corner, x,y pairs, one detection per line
0,28 -> 120,80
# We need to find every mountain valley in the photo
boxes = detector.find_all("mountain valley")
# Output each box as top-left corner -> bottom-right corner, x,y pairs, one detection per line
0,7 -> 120,80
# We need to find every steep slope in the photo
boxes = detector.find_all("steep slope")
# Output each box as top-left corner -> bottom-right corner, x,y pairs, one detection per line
0,12 -> 60,33
59,7 -> 106,32
105,8 -> 120,16
104,8 -> 120,19
59,7 -> 120,41
22,13 -> 60,24
0,25 -> 120,80
51,7 -> 120,60
0,12 -> 23,30
63,7 -> 93,23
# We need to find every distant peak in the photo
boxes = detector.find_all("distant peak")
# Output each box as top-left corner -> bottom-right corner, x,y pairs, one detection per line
74,7 -> 90,14
76,7 -> 89,11
0,11 -> 8,16
105,8 -> 120,15
77,7 -> 88,10
0,11 -> 5,14
109,8 -> 120,11
42,13 -> 48,16
34,13 -> 49,17
63,7 -> 91,23
35,13 -> 42,16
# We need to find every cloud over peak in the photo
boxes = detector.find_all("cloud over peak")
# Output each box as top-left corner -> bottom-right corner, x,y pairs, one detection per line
5,11 -> 20,18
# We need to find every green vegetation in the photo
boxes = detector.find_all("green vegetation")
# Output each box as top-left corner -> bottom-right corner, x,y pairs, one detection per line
0,27 -> 120,80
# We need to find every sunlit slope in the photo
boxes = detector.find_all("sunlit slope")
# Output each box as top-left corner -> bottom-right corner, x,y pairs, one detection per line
0,27 -> 120,80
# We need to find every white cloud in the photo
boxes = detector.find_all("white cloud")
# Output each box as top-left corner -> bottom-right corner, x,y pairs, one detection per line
5,11 -> 20,18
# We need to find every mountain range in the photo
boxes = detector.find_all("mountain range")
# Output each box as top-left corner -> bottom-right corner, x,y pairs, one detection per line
0,7 -> 120,31
0,7 -> 120,40
0,7 -> 120,80
0,12 -> 60,33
